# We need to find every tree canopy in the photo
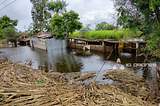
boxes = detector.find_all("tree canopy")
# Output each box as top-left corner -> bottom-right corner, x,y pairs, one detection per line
50,10 -> 82,39
0,15 -> 18,40
47,0 -> 68,15
112,0 -> 160,57
113,0 -> 159,36
0,15 -> 18,30
30,0 -> 51,33
2,27 -> 21,47
95,22 -> 116,30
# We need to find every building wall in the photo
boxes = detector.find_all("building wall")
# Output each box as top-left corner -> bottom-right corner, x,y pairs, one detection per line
69,43 -> 113,52
30,38 -> 47,50
30,37 -> 67,51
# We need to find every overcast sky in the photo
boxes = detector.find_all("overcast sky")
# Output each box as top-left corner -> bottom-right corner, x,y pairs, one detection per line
0,0 -> 115,32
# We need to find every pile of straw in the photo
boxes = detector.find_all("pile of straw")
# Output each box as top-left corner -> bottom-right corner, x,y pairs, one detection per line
74,72 -> 96,82
0,59 -> 155,105
104,69 -> 152,100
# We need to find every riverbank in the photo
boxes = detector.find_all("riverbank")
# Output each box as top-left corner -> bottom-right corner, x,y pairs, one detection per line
0,44 -> 8,48
0,58 -> 157,105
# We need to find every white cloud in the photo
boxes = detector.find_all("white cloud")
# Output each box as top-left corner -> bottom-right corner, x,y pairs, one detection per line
0,0 -> 114,31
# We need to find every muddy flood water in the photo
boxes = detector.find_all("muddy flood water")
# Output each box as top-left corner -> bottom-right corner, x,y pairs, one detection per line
0,46 -> 160,84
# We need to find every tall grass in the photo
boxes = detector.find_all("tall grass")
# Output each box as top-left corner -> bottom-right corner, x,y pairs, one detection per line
70,29 -> 142,40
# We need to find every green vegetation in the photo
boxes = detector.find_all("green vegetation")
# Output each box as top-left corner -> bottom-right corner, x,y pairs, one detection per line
50,10 -> 82,39
47,0 -> 68,15
0,15 -> 21,47
78,24 -> 91,37
30,0 -> 51,33
0,15 -> 18,40
95,22 -> 116,31
70,29 -> 142,40
113,0 -> 160,57
0,15 -> 18,29
2,27 -> 21,47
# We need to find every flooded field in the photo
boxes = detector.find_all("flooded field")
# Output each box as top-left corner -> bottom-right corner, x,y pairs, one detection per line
0,46 -> 159,82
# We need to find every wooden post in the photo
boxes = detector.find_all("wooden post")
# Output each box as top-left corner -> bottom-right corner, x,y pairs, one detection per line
115,43 -> 117,53
32,40 -> 34,50
45,40 -> 47,52
136,41 -> 139,56
74,39 -> 76,49
102,42 -> 105,52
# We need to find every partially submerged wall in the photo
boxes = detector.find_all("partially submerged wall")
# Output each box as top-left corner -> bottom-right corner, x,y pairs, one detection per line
30,37 -> 67,51
69,43 -> 113,52
46,38 -> 67,50
30,38 -> 47,50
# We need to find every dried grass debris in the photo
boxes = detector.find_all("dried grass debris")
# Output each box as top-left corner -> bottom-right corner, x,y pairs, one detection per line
104,69 -> 152,100
0,58 -> 156,105
74,72 -> 96,82
104,69 -> 145,84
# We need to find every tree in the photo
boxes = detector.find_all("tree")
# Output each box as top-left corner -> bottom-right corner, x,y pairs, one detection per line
112,0 -> 160,57
50,10 -> 82,46
62,11 -> 83,38
147,0 -> 160,23
0,15 -> 18,40
79,24 -> 91,37
112,0 -> 159,36
0,15 -> 18,30
0,30 -> 6,40
47,0 -> 68,15
30,0 -> 51,33
95,22 -> 116,30
2,27 -> 21,47
50,14 -> 65,38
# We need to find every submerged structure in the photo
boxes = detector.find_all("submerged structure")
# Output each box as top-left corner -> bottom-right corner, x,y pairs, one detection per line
68,38 -> 147,56
29,31 -> 147,56
30,32 -> 67,51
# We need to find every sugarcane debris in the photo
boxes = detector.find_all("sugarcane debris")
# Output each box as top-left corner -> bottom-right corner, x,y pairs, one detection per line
104,69 -> 152,100
0,58 -> 156,105
104,69 -> 145,84
74,72 -> 96,82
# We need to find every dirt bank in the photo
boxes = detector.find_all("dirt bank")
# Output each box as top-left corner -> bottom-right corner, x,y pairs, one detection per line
0,43 -> 8,48
0,58 -> 157,106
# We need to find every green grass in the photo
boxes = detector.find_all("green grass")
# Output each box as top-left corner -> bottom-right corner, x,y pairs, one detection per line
70,29 -> 142,40
0,39 -> 6,44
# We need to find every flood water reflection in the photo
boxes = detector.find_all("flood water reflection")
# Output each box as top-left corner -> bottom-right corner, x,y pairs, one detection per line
0,46 -> 160,81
